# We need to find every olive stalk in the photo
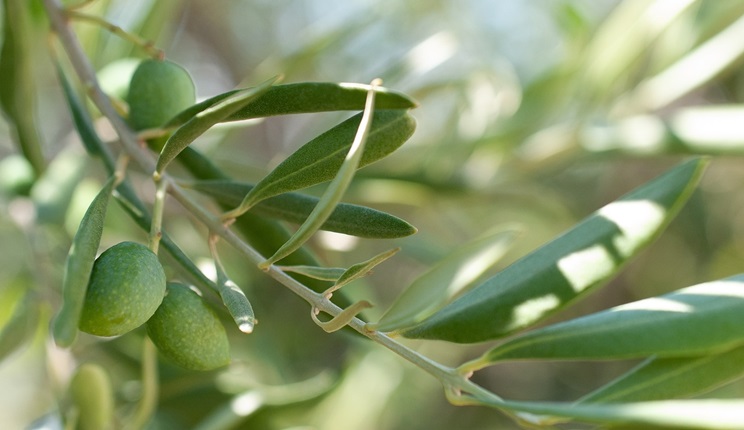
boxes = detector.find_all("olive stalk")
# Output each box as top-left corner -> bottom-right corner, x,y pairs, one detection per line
42,0 -> 527,425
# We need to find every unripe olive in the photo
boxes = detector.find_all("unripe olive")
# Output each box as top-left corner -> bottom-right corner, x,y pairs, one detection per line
146,283 -> 230,371
79,241 -> 166,337
69,363 -> 114,430
127,59 -> 195,131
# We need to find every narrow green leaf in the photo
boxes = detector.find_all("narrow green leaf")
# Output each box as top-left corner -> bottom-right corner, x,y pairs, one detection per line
156,77 -> 278,175
401,158 -> 707,343
225,109 -> 416,215
52,175 -> 116,347
578,346 -> 744,404
495,398 -> 744,430
0,0 -> 45,174
373,226 -> 521,333
465,274 -> 744,368
215,271 -> 256,334
188,179 -> 416,238
164,82 -> 417,128
331,248 -> 400,293
258,82 -> 380,269
275,265 -> 346,281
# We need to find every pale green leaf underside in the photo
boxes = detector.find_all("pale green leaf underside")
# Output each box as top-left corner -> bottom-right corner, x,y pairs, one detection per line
156,77 -> 277,174
496,398 -> 744,430
373,225 -> 521,333
401,158 -> 707,343
578,345 -> 744,404
188,180 -> 416,238
276,265 -> 345,281
332,247 -> 400,292
232,109 -> 415,211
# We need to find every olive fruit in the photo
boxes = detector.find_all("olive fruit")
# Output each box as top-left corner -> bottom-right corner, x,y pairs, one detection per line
69,363 -> 114,430
79,241 -> 166,337
146,283 -> 230,371
127,59 -> 195,131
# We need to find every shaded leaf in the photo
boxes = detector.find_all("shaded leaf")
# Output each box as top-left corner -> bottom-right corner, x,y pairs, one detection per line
373,226 -> 521,332
465,274 -> 744,368
164,82 -> 417,128
226,109 -> 416,212
578,346 -> 744,403
401,158 -> 707,343
188,179 -> 416,238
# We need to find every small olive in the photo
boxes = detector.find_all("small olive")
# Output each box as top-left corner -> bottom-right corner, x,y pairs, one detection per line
69,363 -> 114,430
146,283 -> 230,371
79,241 -> 166,337
127,59 -> 196,131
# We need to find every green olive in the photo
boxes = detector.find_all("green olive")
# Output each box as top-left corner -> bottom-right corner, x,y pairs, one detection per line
69,363 -> 114,430
79,241 -> 166,337
146,283 -> 230,371
127,59 -> 196,131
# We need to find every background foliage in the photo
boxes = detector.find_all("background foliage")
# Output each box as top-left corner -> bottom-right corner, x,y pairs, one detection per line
3,0 -> 744,429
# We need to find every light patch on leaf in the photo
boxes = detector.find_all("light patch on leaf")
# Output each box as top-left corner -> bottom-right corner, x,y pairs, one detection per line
557,245 -> 615,293
598,200 -> 665,257
508,294 -> 561,331
614,297 -> 694,313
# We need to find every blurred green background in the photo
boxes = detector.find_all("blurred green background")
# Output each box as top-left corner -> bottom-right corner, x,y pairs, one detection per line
3,0 -> 744,428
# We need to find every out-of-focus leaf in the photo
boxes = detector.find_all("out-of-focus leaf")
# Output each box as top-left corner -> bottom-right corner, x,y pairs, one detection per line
31,149 -> 88,225
0,0 -> 45,174
164,82 -> 417,128
373,226 -> 521,333
228,109 -> 415,212
56,63 -> 105,159
258,83 -> 380,268
0,280 -> 33,362
578,346 -> 744,403
156,77 -> 278,175
493,398 -> 744,429
616,13 -> 744,113
188,180 -> 416,238
464,275 -> 744,369
401,158 -> 707,343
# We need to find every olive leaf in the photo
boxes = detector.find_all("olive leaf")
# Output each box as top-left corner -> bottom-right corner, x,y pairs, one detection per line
156,76 -> 278,175
224,109 -> 416,216
210,237 -> 256,334
56,63 -> 105,159
275,265 -> 346,281
164,82 -> 417,128
52,175 -> 117,347
0,0 -> 45,174
578,346 -> 744,404
188,180 -> 416,238
257,82 -> 381,269
372,225 -> 521,333
493,398 -> 744,430
461,274 -> 744,371
401,158 -> 707,343
330,247 -> 400,294
0,280 -> 33,362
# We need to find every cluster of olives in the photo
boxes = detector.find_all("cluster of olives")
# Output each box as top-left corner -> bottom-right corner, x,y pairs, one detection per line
75,59 -> 229,371
78,242 -> 230,371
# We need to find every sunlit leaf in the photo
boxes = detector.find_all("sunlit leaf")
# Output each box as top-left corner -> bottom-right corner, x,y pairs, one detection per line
331,248 -> 400,293
578,346 -> 744,403
462,275 -> 744,370
373,225 -> 521,333
401,158 -> 707,343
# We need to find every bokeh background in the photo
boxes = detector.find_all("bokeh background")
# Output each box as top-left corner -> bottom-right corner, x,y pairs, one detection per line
3,0 -> 744,428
